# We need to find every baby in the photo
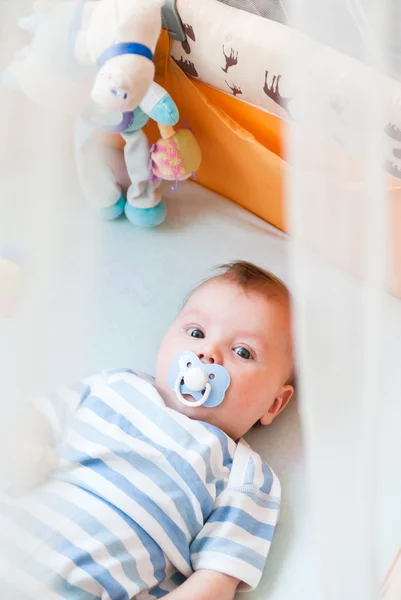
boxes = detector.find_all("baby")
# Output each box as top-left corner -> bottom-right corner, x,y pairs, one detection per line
1,260 -> 294,600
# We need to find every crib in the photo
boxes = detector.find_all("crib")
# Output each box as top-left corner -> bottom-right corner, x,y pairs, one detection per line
0,1 -> 400,599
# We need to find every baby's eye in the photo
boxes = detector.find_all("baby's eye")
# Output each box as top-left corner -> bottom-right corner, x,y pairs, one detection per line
234,347 -> 252,360
187,328 -> 205,339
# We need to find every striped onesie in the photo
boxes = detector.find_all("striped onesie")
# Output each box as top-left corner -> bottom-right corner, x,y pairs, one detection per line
0,368 -> 281,599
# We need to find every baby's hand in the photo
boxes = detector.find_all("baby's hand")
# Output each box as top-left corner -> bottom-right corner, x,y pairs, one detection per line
163,570 -> 239,600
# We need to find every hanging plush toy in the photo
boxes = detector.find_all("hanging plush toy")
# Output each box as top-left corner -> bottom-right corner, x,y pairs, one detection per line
3,0 -> 202,227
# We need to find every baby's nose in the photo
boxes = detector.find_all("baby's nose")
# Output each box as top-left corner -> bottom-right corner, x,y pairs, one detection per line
197,353 -> 215,365
198,346 -> 225,365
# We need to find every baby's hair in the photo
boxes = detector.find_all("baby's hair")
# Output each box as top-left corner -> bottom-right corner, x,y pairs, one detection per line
214,260 -> 290,301
216,261 -> 295,388
185,260 -> 296,389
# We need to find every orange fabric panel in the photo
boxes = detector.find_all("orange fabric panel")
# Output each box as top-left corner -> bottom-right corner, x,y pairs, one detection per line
100,31 -> 401,298
161,59 -> 287,230
102,32 -> 287,230
197,84 -> 284,159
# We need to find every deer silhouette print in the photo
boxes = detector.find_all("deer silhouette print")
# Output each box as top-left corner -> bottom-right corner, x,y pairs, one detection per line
173,56 -> 199,78
181,23 -> 196,55
263,71 -> 292,116
222,46 -> 238,73
225,81 -> 242,97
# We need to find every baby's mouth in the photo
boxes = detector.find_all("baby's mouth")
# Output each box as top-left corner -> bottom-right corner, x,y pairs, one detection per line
167,351 -> 231,409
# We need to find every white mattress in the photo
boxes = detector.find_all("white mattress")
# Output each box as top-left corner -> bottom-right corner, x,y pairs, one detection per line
1,167 -> 400,599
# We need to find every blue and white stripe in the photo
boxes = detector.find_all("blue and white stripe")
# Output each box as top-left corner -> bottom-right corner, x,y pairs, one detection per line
1,369 -> 281,597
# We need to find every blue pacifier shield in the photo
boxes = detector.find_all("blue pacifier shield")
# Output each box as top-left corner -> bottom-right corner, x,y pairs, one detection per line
168,351 -> 231,408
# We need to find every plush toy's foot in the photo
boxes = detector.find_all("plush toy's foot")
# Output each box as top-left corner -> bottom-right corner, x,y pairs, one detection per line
125,200 -> 167,228
98,196 -> 126,220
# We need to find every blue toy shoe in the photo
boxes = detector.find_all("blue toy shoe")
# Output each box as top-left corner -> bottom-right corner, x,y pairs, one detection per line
97,196 -> 126,220
125,200 -> 167,228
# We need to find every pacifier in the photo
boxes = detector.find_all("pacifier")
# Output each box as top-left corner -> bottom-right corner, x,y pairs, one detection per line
168,351 -> 230,408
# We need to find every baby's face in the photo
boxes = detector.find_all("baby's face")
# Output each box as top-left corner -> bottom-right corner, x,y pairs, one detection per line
155,278 -> 294,440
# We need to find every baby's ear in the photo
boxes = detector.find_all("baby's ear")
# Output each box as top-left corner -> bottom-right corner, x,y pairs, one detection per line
260,385 -> 294,426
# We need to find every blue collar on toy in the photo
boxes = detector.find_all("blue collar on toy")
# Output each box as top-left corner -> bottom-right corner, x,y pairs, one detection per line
168,351 -> 231,408
97,43 -> 153,68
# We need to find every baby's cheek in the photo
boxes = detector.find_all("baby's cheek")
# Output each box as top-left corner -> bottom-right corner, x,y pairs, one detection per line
226,376 -> 247,408
234,372 -> 260,406
156,337 -> 182,378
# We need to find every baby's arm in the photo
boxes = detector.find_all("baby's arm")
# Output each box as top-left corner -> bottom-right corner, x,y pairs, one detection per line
164,570 -> 239,600
183,441 -> 281,595
1,381 -> 89,494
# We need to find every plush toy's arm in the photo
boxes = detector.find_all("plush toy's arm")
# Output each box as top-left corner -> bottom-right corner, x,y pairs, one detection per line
139,82 -> 179,126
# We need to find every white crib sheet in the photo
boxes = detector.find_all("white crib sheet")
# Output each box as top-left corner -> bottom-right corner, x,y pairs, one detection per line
1,172 -> 400,599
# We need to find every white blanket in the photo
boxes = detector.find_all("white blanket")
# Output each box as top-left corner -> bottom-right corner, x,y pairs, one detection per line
1,167 -> 400,599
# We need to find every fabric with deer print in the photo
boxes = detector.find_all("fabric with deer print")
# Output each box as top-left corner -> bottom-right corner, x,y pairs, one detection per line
182,23 -> 196,55
263,71 -> 292,116
173,56 -> 199,77
222,46 -> 239,73
168,0 -> 401,180
225,81 -> 242,96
